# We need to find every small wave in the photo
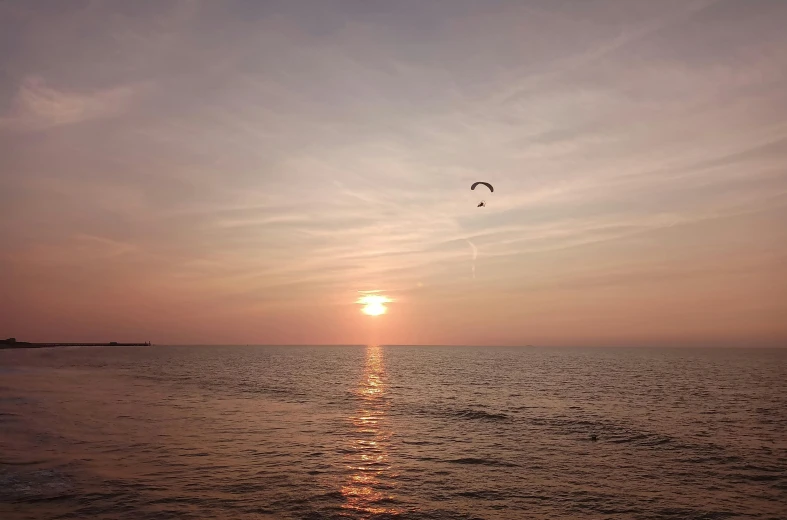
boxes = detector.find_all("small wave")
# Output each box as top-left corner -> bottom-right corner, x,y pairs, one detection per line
179,451 -> 211,458
312,490 -> 345,500
243,507 -> 276,516
457,489 -> 507,500
446,458 -> 517,467
606,433 -> 672,447
681,455 -> 741,465
19,492 -> 78,503
732,463 -> 785,473
654,507 -> 737,519
609,434 -> 649,443
371,496 -> 400,504
730,472 -> 783,483
453,409 -> 508,421
0,459 -> 48,466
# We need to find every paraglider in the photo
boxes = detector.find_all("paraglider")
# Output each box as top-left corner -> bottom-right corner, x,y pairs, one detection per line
471,181 -> 493,207
470,182 -> 494,193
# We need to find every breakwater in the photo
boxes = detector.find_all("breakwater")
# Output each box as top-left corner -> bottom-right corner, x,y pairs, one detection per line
1,339 -> 151,349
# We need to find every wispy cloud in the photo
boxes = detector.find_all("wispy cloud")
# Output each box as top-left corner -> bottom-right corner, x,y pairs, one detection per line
0,76 -> 146,133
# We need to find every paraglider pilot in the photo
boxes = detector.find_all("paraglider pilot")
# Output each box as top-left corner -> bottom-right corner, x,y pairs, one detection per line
471,182 -> 493,208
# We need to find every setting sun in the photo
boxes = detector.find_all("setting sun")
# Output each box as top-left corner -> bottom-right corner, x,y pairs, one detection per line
356,294 -> 393,316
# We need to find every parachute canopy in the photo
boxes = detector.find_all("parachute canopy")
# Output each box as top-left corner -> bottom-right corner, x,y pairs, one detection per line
471,181 -> 494,193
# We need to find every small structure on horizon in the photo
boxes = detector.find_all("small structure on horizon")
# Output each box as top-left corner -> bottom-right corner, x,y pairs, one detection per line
1,338 -> 151,349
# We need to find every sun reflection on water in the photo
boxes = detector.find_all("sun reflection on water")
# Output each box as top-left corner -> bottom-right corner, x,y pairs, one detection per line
340,345 -> 400,516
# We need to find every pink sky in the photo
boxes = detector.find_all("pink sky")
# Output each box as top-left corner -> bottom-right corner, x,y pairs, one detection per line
1,1 -> 786,346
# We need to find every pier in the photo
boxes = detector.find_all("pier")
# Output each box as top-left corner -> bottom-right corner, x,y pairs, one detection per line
1,338 -> 151,349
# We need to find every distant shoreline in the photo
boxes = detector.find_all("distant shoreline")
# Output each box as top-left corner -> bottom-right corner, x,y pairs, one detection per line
1,340 -> 151,349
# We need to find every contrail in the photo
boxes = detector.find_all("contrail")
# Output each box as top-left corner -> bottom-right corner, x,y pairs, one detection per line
465,239 -> 478,279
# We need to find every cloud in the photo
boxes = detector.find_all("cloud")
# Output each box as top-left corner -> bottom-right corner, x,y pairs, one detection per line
0,76 -> 146,133
490,0 -> 725,106
6,233 -> 138,267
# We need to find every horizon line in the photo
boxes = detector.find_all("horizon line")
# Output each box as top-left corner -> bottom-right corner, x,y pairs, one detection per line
133,343 -> 786,349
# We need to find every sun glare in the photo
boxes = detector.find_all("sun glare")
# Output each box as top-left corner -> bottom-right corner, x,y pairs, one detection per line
356,294 -> 392,316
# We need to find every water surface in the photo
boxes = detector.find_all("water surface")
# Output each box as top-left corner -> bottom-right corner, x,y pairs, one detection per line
1,345 -> 785,519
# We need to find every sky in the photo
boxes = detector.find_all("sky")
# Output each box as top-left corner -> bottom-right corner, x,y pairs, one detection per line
1,0 -> 785,347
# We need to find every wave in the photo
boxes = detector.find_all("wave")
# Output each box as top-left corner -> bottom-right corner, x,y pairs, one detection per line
453,409 -> 509,421
446,457 -> 518,467
456,489 -> 507,500
608,433 -> 672,446
405,404 -> 509,423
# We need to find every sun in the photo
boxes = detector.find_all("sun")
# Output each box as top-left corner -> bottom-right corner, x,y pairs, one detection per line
356,294 -> 392,316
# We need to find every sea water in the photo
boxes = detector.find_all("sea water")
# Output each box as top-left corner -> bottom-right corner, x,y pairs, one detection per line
1,345 -> 785,519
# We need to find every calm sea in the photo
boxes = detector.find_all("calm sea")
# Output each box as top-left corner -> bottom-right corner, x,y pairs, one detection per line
1,345 -> 785,519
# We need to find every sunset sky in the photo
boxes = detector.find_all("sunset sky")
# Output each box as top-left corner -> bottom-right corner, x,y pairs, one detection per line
1,0 -> 785,346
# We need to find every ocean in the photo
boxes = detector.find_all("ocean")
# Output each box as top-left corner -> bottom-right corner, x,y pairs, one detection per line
1,345 -> 785,519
